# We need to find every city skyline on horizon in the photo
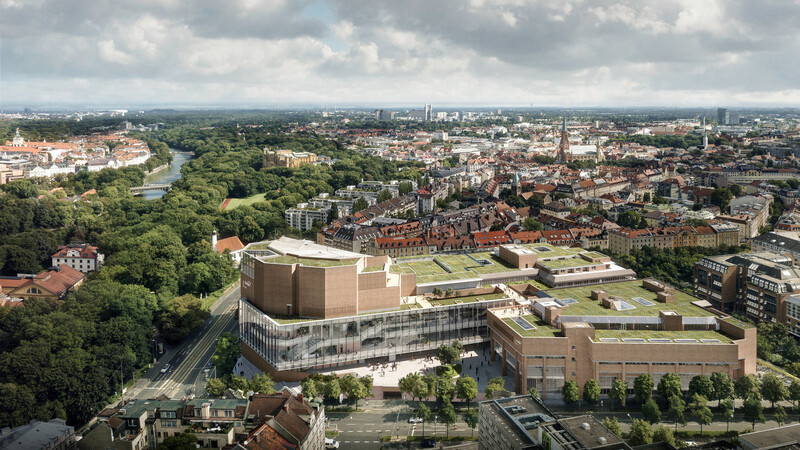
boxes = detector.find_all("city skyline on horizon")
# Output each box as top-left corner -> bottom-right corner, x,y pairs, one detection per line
2,0 -> 799,108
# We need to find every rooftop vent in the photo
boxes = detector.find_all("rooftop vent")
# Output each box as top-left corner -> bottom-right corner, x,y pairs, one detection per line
581,422 -> 591,431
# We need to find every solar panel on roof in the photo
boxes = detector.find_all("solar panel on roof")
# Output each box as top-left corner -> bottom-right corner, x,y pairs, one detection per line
700,339 -> 721,343
599,338 -> 619,342
621,338 -> 646,342
648,338 -> 671,343
675,339 -> 699,343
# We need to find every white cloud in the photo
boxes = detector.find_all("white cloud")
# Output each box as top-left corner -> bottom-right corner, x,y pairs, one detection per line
2,0 -> 799,106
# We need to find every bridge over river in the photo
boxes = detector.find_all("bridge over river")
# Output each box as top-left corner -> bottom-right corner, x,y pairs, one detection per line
130,183 -> 171,194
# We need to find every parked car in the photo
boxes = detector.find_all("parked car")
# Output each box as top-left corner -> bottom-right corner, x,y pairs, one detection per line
421,438 -> 436,448
408,417 -> 424,423
324,438 -> 340,449
160,364 -> 170,374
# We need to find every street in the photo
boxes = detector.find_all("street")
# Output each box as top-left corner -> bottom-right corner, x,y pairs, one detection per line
128,283 -> 240,400
326,401 -> 478,450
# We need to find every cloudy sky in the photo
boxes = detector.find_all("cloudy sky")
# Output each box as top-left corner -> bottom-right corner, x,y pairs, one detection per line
2,0 -> 799,107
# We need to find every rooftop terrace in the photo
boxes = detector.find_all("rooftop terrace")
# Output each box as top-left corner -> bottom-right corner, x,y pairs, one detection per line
542,280 -> 715,317
536,257 -> 597,270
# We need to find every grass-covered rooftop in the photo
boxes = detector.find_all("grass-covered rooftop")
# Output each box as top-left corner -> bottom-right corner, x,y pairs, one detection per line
390,252 -> 520,284
502,314 -> 561,338
267,255 -> 358,267
543,280 -> 715,317
593,329 -> 732,343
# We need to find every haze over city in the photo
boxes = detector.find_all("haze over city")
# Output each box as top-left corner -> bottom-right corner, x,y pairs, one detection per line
3,0 -> 800,108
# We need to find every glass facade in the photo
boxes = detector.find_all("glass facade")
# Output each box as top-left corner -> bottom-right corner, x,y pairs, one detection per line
240,297 -> 512,371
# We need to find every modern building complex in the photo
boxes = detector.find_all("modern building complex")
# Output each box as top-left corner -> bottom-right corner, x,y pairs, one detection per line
489,279 -> 756,400
240,237 -> 756,392
478,394 -> 629,450
694,251 -> 800,324
51,243 -> 104,273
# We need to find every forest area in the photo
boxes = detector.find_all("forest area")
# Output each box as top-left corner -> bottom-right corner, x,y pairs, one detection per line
0,116 -> 423,428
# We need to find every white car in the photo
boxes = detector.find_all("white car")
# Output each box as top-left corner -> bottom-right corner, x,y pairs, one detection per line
160,364 -> 170,374
324,438 -> 339,449
684,441 -> 698,447
408,417 -> 424,423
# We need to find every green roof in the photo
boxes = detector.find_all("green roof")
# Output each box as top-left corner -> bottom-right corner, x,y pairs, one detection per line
390,252 -> 520,284
520,243 -> 585,258
722,316 -> 755,329
267,255 -> 358,267
502,314 -> 561,337
536,257 -> 596,270
593,329 -> 732,343
428,293 -> 507,306
544,280 -> 715,317
362,265 -> 385,272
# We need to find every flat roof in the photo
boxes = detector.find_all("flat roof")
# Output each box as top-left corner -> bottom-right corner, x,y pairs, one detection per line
266,255 -> 358,267
593,329 -> 732,343
542,280 -> 715,317
390,251 -> 520,283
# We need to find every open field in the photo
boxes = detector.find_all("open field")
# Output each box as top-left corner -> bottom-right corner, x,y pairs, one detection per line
221,193 -> 266,210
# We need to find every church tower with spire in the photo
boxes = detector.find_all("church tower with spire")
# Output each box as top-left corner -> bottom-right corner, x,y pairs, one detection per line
556,116 -> 571,163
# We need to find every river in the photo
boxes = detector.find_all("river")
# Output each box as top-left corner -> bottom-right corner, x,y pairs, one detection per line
140,149 -> 193,200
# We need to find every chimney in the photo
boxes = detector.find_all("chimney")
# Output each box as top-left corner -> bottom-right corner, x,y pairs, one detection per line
297,393 -> 304,403
283,403 -> 289,412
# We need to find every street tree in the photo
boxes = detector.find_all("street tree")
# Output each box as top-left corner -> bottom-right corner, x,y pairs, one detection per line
642,398 -> 661,424
610,379 -> 627,409
689,375 -> 713,399
689,394 -> 713,435
776,405 -> 787,426
710,372 -> 734,405
761,373 -> 788,408
634,374 -> 654,404
628,419 -> 654,446
464,409 -> 479,437
657,373 -> 683,401
743,396 -> 765,429
652,426 -> 676,447
439,398 -> 457,438
667,395 -> 687,431
562,381 -> 580,404
720,398 -> 735,432
735,374 -> 760,400
160,432 -> 198,450
456,376 -> 478,409
583,379 -> 600,403
602,417 -> 622,438
415,403 -> 432,439
436,375 -> 455,401
789,379 -> 800,408
324,378 -> 341,401
399,373 -> 420,401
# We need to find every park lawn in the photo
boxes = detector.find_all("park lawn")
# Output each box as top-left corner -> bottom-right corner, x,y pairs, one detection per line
222,193 -> 266,210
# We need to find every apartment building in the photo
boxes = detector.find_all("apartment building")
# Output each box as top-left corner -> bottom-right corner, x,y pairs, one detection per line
608,225 -> 740,255
752,232 -> 800,263
284,204 -> 328,231
0,265 -> 85,301
489,279 -> 756,399
51,243 -> 105,273
366,236 -> 430,257
694,252 -> 800,323
0,419 -> 76,450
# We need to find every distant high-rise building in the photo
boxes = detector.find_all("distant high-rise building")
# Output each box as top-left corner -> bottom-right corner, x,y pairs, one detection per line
729,112 -> 740,125
424,104 -> 432,121
375,109 -> 394,121
718,108 -> 730,125
702,117 -> 709,149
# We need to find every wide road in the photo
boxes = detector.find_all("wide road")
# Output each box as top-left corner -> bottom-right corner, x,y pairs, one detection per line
130,283 -> 240,400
